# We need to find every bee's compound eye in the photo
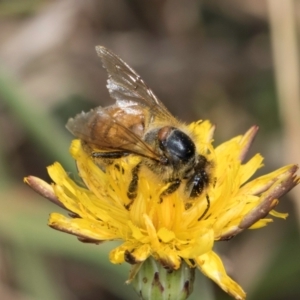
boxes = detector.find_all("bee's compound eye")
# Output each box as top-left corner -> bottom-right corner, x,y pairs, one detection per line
158,127 -> 195,162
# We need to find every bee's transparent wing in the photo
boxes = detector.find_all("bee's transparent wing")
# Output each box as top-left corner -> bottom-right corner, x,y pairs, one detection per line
96,46 -> 177,123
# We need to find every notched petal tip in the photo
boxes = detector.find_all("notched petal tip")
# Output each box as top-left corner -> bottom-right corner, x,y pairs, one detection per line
24,176 -> 67,210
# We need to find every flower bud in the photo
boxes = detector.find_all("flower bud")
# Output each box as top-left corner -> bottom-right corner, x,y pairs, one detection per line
131,258 -> 195,300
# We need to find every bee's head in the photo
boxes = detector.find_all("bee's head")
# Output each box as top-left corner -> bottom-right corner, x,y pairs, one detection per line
157,126 -> 196,167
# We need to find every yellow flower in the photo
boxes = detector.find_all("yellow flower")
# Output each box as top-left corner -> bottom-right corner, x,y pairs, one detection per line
25,120 -> 299,300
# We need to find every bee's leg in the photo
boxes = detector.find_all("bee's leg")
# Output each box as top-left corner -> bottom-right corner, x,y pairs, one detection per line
186,169 -> 209,198
126,162 -> 141,204
91,151 -> 130,171
159,179 -> 181,203
186,167 -> 210,220
92,151 -> 129,159
198,195 -> 210,220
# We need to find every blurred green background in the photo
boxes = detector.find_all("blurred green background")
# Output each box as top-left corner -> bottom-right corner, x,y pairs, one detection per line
1,0 -> 300,299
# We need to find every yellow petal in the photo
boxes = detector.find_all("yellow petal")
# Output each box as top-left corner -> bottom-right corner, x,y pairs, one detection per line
177,227 -> 214,258
48,212 -> 119,241
195,251 -> 246,300
130,244 -> 152,262
128,221 -> 146,240
249,218 -> 273,229
239,154 -> 263,184
157,227 -> 176,243
155,249 -> 182,270
110,244 -> 129,264
269,210 -> 288,219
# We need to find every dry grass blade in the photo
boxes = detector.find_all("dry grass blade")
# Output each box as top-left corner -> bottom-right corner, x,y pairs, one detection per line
267,0 -> 300,225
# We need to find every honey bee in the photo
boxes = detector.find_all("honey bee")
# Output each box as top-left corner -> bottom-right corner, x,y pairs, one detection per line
66,46 -> 210,209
